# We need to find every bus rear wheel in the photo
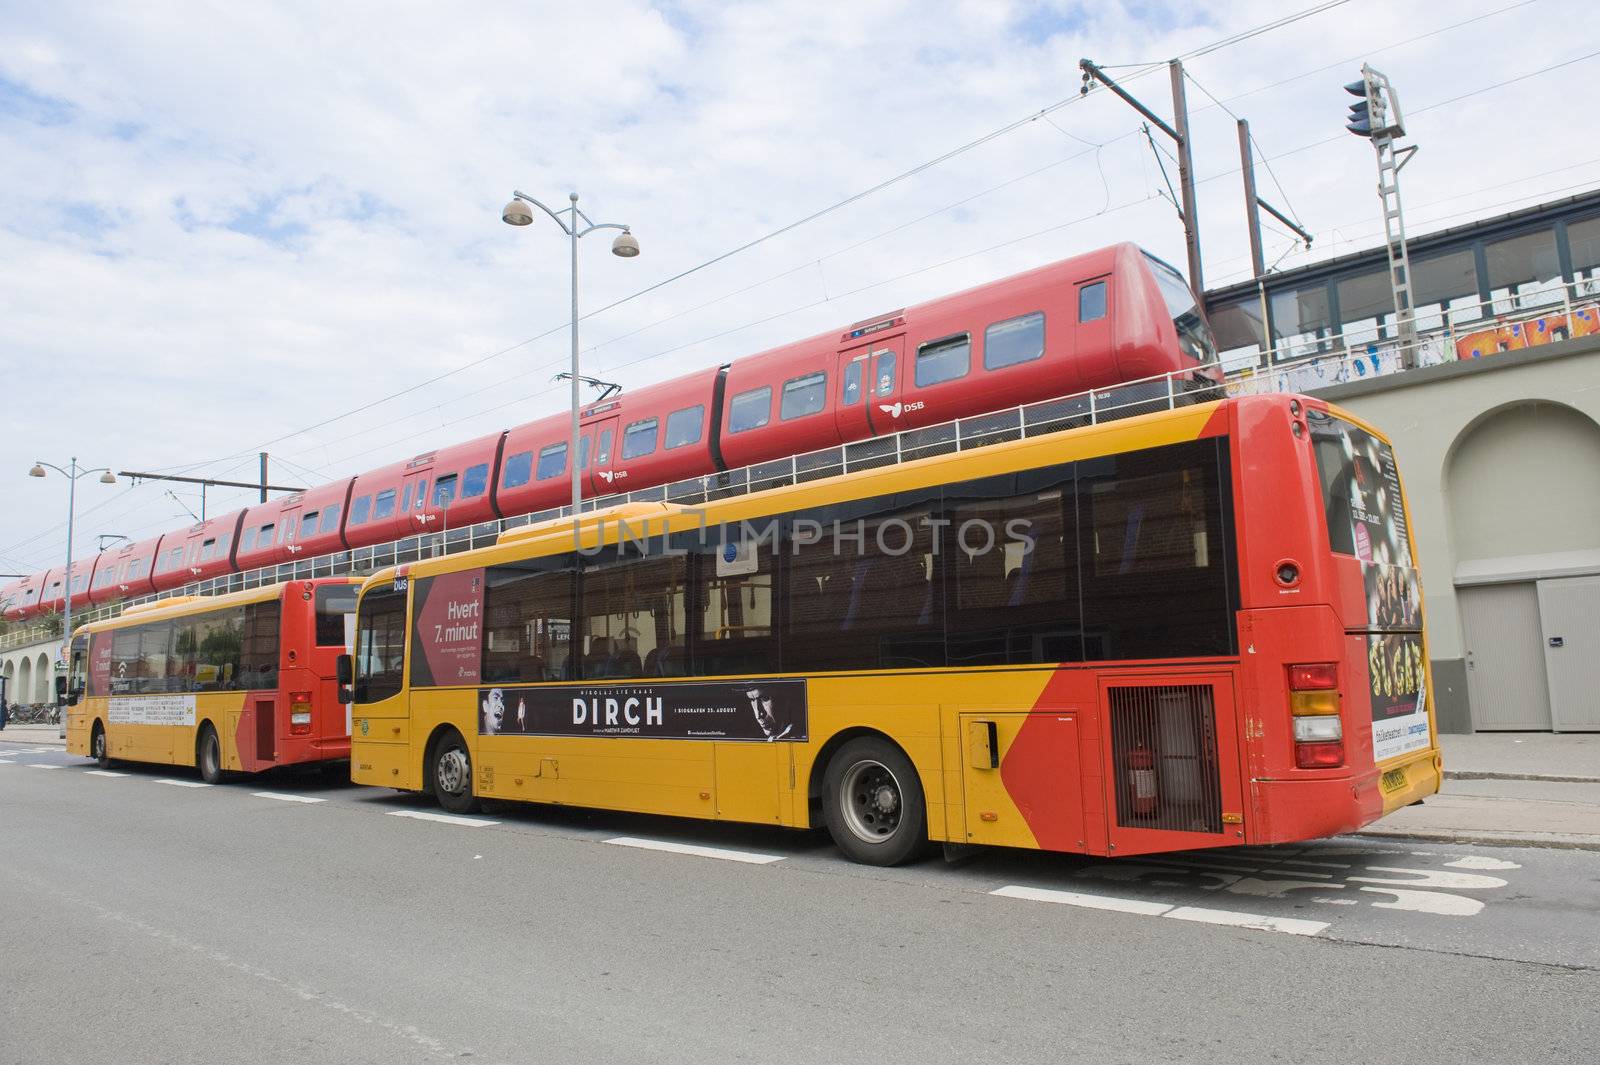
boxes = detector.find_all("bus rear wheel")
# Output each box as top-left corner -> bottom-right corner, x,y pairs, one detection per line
430,730 -> 480,815
822,737 -> 927,866
91,723 -> 109,769
197,724 -> 225,785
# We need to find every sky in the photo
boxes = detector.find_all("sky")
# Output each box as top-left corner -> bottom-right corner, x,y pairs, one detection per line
1,0 -> 1594,580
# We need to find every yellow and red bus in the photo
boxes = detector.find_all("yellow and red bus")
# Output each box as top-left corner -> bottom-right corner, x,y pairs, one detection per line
344,393 -> 1440,864
65,579 -> 360,782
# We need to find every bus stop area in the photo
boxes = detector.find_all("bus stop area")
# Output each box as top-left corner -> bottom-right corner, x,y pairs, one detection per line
7,724 -> 1595,850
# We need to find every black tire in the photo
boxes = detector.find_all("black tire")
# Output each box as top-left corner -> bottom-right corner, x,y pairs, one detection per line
430,730 -> 480,815
91,722 -> 110,769
821,736 -> 928,866
197,724 -> 225,785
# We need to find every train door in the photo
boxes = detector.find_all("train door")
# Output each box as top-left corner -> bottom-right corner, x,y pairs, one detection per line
833,344 -> 874,444
276,500 -> 304,560
863,338 -> 905,436
1074,273 -> 1117,388
586,415 -> 620,495
400,468 -> 432,534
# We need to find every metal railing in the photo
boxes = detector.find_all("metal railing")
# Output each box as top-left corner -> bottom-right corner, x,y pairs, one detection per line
10,276 -> 1597,647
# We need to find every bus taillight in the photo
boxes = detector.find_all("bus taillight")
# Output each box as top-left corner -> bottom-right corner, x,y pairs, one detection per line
1288,663 -> 1343,769
290,691 -> 313,734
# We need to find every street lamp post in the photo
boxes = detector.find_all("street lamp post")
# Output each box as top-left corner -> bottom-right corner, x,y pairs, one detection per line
501,190 -> 639,516
28,459 -> 117,670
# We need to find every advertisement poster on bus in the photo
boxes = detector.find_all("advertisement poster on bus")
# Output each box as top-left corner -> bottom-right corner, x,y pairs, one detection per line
109,694 -> 196,727
408,569 -> 485,688
478,679 -> 808,742
1369,633 -> 1428,762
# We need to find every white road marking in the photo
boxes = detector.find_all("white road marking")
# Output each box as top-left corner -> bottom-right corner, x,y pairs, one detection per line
0,759 -> 14,765
991,885 -> 1328,936
1164,906 -> 1329,937
85,769 -> 128,778
251,792 -> 326,804
25,763 -> 62,770
1359,886 -> 1484,916
1350,866 -> 1508,891
1445,855 -> 1521,871
154,779 -> 211,789
386,809 -> 499,827
604,837 -> 787,865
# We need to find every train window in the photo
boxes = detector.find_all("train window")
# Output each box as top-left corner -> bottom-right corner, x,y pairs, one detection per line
536,443 -> 567,481
1079,281 -> 1107,322
256,524 -> 274,549
984,312 -> 1046,370
916,335 -> 969,387
168,547 -> 185,570
350,495 -> 372,526
372,490 -> 396,520
874,349 -> 896,396
401,484 -> 413,511
664,405 -> 704,449
432,475 -> 458,509
200,539 -> 216,561
413,480 -> 428,511
579,436 -> 592,470
596,429 -> 614,466
842,360 -> 863,405
300,512 -> 320,540
780,372 -> 827,420
622,418 -> 659,460
319,506 -> 340,534
502,451 -> 533,489
462,463 -> 489,499
728,386 -> 772,434
217,533 -> 230,555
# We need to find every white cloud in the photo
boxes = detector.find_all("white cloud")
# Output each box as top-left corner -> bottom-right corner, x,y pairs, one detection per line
1,0 -> 1594,572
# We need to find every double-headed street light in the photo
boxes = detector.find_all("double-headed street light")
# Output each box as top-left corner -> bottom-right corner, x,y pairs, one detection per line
501,190 -> 639,517
28,458 -> 117,672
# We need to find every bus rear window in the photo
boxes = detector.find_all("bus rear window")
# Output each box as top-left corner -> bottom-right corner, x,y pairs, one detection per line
315,586 -> 358,646
1308,409 -> 1411,567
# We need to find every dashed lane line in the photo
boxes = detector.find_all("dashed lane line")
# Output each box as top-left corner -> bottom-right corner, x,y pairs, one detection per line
84,770 -> 128,778
251,792 -> 327,805
385,809 -> 499,827
25,763 -> 62,770
991,884 -> 1330,937
604,836 -> 787,865
153,779 -> 211,789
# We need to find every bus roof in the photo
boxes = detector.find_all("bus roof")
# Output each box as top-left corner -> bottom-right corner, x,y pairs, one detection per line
362,395 -> 1255,592
77,576 -> 363,635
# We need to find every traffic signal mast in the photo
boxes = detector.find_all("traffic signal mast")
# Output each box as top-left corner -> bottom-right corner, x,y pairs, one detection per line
1346,64 -> 1420,366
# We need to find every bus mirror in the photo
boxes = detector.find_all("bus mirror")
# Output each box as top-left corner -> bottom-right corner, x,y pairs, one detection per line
339,685 -> 354,706
55,676 -> 68,703
336,654 -> 353,685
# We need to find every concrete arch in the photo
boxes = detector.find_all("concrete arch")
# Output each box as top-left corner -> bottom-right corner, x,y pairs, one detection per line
34,652 -> 51,703
1444,399 -> 1600,564
17,656 -> 31,706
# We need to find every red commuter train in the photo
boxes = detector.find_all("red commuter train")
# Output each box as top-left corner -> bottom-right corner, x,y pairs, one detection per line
2,244 -> 1218,620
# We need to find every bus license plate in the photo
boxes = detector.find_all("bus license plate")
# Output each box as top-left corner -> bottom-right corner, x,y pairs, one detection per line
1380,767 -> 1409,793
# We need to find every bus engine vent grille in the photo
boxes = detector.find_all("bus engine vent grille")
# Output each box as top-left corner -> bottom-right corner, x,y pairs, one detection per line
1108,684 -> 1223,834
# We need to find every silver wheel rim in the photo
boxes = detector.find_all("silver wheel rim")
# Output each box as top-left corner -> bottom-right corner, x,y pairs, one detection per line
202,735 -> 217,776
437,746 -> 470,796
839,758 -> 903,845
92,731 -> 104,760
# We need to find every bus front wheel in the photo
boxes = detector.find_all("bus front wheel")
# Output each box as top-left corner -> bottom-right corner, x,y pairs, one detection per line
822,737 -> 927,866
91,723 -> 109,769
197,724 -> 225,785
430,731 -> 480,815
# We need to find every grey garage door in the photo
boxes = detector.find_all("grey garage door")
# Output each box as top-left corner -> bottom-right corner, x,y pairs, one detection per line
1460,582 -> 1552,730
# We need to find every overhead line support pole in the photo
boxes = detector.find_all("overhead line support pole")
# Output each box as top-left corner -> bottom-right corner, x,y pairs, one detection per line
1080,58 -> 1207,318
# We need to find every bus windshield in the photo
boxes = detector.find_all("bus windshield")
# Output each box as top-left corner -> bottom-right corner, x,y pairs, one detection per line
1144,252 -> 1218,368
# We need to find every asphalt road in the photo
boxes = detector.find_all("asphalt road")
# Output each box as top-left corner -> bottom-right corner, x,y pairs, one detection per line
2,743 -> 1597,1065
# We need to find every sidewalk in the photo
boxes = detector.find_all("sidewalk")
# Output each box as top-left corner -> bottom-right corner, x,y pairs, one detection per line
0,723 -> 65,749
1358,732 -> 1600,851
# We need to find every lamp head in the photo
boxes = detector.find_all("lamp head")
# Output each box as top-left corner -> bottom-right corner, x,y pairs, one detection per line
611,230 -> 640,258
502,197 -> 534,226
100,471 -> 116,484
28,464 -> 46,478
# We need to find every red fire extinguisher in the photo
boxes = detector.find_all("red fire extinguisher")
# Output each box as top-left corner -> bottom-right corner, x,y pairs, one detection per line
1128,744 -> 1158,817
